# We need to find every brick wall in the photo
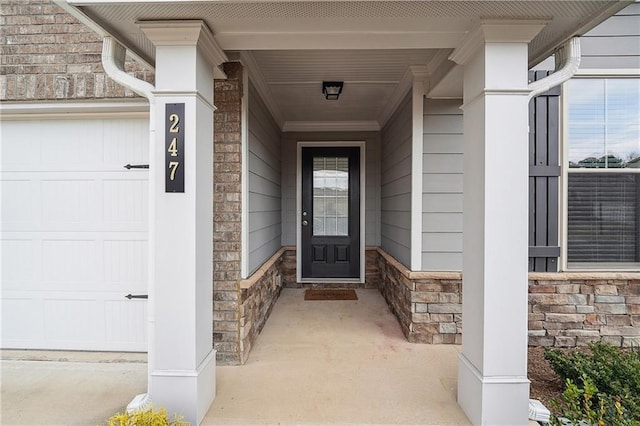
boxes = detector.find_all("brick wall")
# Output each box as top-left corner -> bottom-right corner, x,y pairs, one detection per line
529,274 -> 640,348
0,0 -> 153,101
212,62 -> 243,365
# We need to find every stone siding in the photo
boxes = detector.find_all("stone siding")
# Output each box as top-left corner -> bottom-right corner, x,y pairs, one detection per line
365,249 -> 381,288
377,249 -> 463,344
239,249 -> 285,364
529,274 -> 640,348
281,249 -> 297,287
212,62 -> 243,365
1,0 -> 153,101
376,249 -> 639,348
378,253 -> 412,337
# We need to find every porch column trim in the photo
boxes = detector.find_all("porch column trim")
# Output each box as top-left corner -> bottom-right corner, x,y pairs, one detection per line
450,20 -> 546,425
138,20 -> 227,79
449,19 -> 549,66
410,65 -> 428,271
140,20 -> 227,425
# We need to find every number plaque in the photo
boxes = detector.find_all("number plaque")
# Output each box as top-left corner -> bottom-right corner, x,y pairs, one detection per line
165,103 -> 185,192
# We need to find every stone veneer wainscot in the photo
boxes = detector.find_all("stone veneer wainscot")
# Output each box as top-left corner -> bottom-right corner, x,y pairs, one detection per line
529,273 -> 640,348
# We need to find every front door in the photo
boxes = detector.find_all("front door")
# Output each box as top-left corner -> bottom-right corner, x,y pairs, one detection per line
301,147 -> 360,279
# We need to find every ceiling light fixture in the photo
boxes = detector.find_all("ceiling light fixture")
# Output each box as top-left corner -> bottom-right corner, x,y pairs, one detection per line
322,81 -> 343,100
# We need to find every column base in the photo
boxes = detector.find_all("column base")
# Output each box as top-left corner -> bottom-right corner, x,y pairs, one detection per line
150,349 -> 216,425
457,353 -> 530,425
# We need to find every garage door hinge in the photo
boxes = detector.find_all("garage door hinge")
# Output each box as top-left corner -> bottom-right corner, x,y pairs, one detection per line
125,294 -> 148,299
123,164 -> 149,169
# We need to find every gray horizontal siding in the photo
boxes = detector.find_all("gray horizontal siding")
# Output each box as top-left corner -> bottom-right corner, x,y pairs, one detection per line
248,82 -> 282,275
422,98 -> 463,271
580,3 -> 640,69
380,93 -> 412,267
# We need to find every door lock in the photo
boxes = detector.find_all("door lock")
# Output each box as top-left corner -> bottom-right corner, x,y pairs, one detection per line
302,220 -> 309,226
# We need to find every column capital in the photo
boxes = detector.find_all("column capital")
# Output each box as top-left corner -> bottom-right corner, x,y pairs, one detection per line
139,20 -> 228,78
449,19 -> 548,65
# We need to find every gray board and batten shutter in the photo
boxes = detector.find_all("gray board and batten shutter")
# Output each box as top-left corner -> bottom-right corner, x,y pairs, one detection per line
528,70 -> 561,272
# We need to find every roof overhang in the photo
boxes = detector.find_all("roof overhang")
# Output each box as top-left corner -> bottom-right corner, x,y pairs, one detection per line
55,0 -> 631,67
53,0 -> 633,129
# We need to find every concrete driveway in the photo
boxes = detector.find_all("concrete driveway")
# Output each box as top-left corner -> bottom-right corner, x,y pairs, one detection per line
1,352 -> 147,426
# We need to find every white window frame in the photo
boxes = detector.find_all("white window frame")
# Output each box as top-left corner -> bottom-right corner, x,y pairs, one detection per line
561,69 -> 640,271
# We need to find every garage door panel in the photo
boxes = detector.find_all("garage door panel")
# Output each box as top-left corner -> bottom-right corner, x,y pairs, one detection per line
3,174 -> 148,232
104,240 -> 147,287
103,179 -> 148,225
42,179 -> 99,225
42,239 -> 100,285
104,119 -> 149,166
1,239 -> 38,289
3,290 -> 147,351
2,179 -> 37,225
1,297 -> 45,342
1,116 -> 149,352
105,300 -> 147,345
44,298 -> 101,342
41,121 -> 104,167
2,119 -> 148,171
1,121 -> 43,169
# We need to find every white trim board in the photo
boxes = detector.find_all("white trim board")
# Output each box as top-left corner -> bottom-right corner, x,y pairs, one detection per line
240,65 -> 250,279
0,100 -> 149,120
283,121 -> 379,133
296,141 -> 366,284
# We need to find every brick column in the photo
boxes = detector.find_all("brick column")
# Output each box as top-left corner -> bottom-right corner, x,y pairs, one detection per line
213,62 -> 243,365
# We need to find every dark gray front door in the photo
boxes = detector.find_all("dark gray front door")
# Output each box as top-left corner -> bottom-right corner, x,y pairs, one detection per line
301,147 -> 360,279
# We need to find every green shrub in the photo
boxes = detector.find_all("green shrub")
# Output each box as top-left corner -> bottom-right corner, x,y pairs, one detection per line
544,341 -> 640,425
105,407 -> 189,426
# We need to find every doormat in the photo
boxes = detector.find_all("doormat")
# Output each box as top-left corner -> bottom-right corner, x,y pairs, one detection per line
304,289 -> 358,301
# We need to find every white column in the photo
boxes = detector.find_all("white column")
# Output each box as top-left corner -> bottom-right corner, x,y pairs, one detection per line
139,21 -> 227,425
450,21 -> 546,425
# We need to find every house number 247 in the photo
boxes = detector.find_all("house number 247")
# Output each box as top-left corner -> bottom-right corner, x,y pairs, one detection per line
165,103 -> 185,192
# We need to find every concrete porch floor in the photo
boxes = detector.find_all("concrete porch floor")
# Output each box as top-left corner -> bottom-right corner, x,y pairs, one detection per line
1,288 -> 471,425
205,288 -> 470,425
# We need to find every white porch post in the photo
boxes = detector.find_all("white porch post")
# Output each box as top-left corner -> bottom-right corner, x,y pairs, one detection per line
139,21 -> 227,425
450,21 -> 546,425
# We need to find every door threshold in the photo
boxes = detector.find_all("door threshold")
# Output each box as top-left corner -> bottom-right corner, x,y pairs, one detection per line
298,278 -> 363,284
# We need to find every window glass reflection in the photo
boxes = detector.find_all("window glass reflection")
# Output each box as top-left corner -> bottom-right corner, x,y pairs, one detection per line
313,156 -> 349,236
567,79 -> 640,168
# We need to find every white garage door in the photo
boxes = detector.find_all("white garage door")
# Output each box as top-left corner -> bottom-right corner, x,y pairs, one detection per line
1,116 -> 149,352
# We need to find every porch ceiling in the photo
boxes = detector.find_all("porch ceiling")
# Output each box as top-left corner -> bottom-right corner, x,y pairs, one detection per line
59,0 -> 631,130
